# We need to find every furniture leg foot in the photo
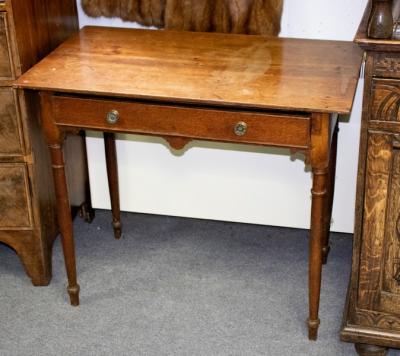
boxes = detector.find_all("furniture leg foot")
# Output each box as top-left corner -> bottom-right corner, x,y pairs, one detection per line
355,343 -> 388,356
112,220 -> 122,240
309,167 -> 328,341
67,284 -> 80,306
322,245 -> 331,265
79,202 -> 95,223
307,318 -> 320,341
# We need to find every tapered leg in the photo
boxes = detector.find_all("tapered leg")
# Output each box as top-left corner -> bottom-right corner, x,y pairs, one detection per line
308,167 -> 329,340
104,132 -> 122,239
50,144 -> 80,306
322,123 -> 339,265
79,131 -> 95,223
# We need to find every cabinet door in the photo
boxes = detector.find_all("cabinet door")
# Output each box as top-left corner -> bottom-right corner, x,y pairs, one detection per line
355,132 -> 400,330
0,12 -> 12,79
0,87 -> 24,155
0,164 -> 32,229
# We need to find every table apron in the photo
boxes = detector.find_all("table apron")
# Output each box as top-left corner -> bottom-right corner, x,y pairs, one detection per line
52,95 -> 311,150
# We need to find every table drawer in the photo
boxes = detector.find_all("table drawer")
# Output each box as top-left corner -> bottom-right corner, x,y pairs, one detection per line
0,87 -> 24,155
370,79 -> 400,125
53,96 -> 311,149
0,12 -> 12,79
0,164 -> 32,229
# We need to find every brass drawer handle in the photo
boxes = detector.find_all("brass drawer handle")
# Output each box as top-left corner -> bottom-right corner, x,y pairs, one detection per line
106,110 -> 120,124
234,121 -> 247,136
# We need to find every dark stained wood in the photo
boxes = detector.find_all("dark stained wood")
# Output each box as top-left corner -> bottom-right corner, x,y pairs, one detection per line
322,120 -> 338,265
372,56 -> 400,78
367,0 -> 393,39
53,95 -> 311,149
0,12 -> 12,79
371,79 -> 400,121
7,0 -> 78,75
341,1 -> 400,353
0,164 -> 32,228
15,25 -> 360,341
104,132 -> 121,239
355,0 -> 400,52
16,26 -> 362,115
0,87 -> 23,155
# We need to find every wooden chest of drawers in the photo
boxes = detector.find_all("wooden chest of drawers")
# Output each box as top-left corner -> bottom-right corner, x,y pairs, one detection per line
0,0 -> 90,285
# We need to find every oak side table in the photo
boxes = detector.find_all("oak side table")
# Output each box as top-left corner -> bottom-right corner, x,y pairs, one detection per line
15,26 -> 361,340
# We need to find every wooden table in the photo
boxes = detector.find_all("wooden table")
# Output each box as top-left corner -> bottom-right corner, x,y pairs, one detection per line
14,26 -> 362,340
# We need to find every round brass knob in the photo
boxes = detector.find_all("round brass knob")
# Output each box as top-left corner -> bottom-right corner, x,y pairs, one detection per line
106,110 -> 120,124
234,121 -> 247,136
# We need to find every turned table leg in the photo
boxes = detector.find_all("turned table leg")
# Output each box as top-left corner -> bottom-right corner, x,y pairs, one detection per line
307,112 -> 332,340
40,92 -> 80,306
355,343 -> 388,356
50,143 -> 80,306
104,132 -> 122,239
308,167 -> 328,340
322,122 -> 338,265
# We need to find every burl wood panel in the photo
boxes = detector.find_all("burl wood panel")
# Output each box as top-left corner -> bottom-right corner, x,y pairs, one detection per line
0,12 -> 12,79
53,96 -> 311,149
16,26 -> 362,114
0,87 -> 23,155
0,164 -> 32,228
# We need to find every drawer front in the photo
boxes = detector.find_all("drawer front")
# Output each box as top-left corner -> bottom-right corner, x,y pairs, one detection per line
0,87 -> 24,155
53,96 -> 311,149
373,53 -> 400,79
0,12 -> 12,79
0,164 -> 32,229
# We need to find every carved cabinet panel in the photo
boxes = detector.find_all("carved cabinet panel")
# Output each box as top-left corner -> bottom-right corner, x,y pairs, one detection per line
0,164 -> 32,228
0,87 -> 23,155
355,132 -> 400,331
371,79 -> 400,123
373,54 -> 400,79
341,3 -> 400,354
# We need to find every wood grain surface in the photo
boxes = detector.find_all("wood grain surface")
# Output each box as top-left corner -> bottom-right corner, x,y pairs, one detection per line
53,95 -> 311,149
0,164 -> 32,228
0,87 -> 23,155
15,26 -> 362,114
0,12 -> 12,78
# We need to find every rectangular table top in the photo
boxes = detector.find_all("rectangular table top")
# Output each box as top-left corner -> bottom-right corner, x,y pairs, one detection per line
15,26 -> 362,114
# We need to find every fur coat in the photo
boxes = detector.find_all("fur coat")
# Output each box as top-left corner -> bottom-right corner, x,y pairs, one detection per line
81,0 -> 283,35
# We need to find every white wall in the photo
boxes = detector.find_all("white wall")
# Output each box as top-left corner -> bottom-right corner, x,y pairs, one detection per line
76,0 -> 368,233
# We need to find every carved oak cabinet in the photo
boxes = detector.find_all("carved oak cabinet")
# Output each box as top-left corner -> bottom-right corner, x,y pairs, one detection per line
0,0 -> 90,285
341,3 -> 400,355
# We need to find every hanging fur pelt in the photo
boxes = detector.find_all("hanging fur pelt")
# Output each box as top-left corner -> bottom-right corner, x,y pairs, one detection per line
81,0 -> 283,35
